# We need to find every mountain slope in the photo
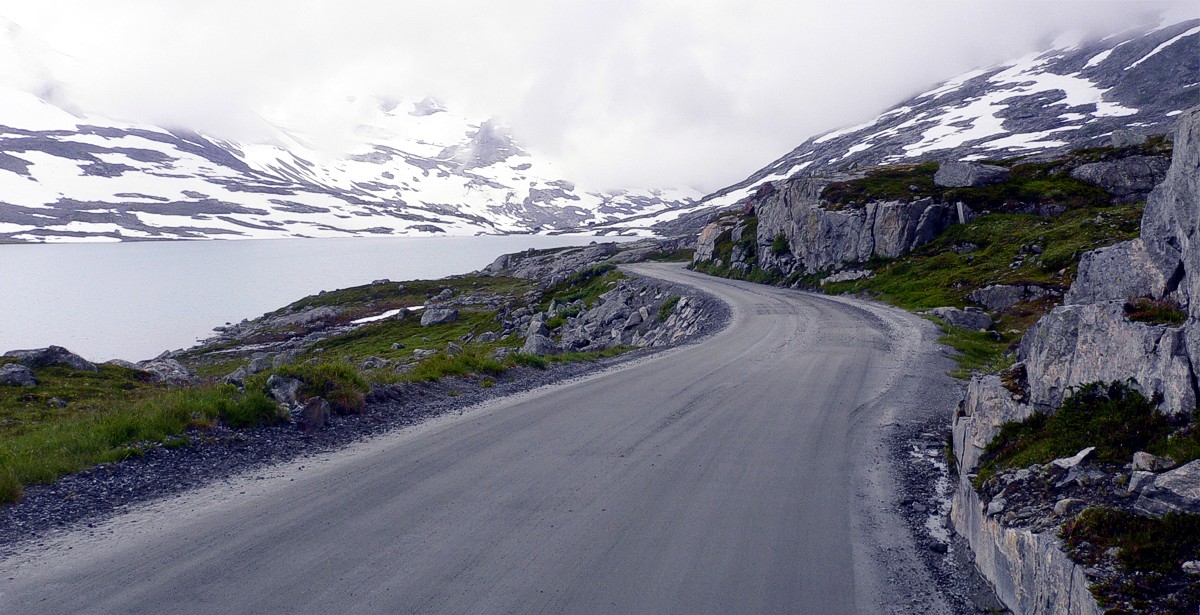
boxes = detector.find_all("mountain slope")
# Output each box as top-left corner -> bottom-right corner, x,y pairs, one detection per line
605,18 -> 1199,234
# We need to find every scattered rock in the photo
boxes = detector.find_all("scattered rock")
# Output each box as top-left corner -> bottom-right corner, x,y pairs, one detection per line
1050,447 -> 1095,470
1053,498 -> 1086,516
0,363 -> 37,387
934,161 -> 1010,188
299,397 -> 330,432
475,331 -> 499,343
967,284 -> 1056,312
266,375 -> 303,407
521,334 -> 561,356
1131,451 -> 1176,472
986,497 -> 1007,516
1133,459 -> 1200,515
139,359 -> 199,386
526,314 -> 550,338
927,307 -> 993,330
360,356 -> 389,370
221,366 -> 248,388
3,346 -> 97,372
247,355 -> 272,374
445,343 -> 464,356
411,349 -> 438,360
420,307 -> 459,326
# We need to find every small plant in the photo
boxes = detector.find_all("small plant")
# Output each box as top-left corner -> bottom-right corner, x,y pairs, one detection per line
507,353 -> 548,370
975,381 -> 1171,485
1124,297 -> 1188,325
770,233 -> 790,256
658,296 -> 681,321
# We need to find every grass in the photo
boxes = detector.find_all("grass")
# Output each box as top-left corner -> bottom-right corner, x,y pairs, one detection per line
406,349 -> 507,382
974,382 -> 1177,485
540,264 -> 625,309
270,362 -> 369,414
309,310 -> 502,365
0,361 -> 160,438
1061,508 -> 1200,613
820,157 -> 1116,211
1124,297 -> 1188,325
658,296 -> 681,321
0,383 -> 283,504
936,323 -> 1013,379
272,275 -> 532,318
820,204 -> 1143,311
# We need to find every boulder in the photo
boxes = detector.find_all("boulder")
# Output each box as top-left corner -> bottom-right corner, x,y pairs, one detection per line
1019,302 -> 1195,413
1110,129 -> 1148,148
360,356 -> 389,370
1133,460 -> 1200,515
221,366 -> 249,388
266,375 -> 303,407
1132,451 -> 1177,472
138,359 -> 199,386
1050,447 -> 1094,469
271,306 -> 343,328
420,307 -> 459,326
1069,156 -> 1170,203
411,349 -> 438,360
445,343 -> 464,356
968,284 -> 1055,312
475,331 -> 499,343
0,363 -> 37,387
934,161 -> 1010,188
299,397 -> 330,432
521,334 -> 561,356
3,346 -> 97,372
526,314 -> 550,338
928,307 -> 993,330
1064,239 -> 1166,305
247,355 -> 272,374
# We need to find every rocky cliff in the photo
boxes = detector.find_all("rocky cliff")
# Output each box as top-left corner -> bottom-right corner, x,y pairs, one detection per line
951,107 -> 1200,614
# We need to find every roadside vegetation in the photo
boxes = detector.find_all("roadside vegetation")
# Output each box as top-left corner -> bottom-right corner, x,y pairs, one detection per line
0,266 -> 645,505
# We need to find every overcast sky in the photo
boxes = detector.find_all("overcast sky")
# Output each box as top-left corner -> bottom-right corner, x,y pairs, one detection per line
1,0 -> 1195,192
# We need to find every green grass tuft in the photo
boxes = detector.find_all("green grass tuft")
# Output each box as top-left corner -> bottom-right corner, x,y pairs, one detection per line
658,296 -> 681,321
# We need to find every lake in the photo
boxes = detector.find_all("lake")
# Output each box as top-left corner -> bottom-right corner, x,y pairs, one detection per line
0,235 -> 625,362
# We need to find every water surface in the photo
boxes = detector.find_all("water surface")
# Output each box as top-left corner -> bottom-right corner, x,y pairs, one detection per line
0,235 -> 619,361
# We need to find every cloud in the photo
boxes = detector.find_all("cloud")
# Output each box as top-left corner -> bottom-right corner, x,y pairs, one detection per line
0,0 -> 1194,192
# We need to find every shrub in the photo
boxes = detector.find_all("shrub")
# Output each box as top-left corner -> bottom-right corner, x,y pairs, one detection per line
770,233 -> 790,256
1124,297 -> 1188,325
976,381 -> 1172,484
275,362 -> 369,415
658,296 -> 681,321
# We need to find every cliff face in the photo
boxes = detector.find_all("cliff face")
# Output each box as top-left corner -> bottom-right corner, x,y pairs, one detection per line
951,107 -> 1199,614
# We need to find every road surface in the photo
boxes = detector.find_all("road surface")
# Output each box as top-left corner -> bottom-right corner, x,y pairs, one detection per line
0,263 -> 963,614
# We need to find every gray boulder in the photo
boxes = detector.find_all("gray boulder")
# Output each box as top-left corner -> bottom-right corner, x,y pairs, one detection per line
526,314 -> 550,338
0,363 -> 37,387
3,346 -> 98,372
299,397 -> 330,432
934,161 -> 1009,188
928,307 -> 992,330
521,334 -> 562,356
420,307 -> 459,326
1133,460 -> 1200,515
475,331 -> 499,343
968,284 -> 1055,312
1069,156 -> 1170,202
1110,129 -> 1148,148
411,349 -> 438,360
360,356 -> 389,370
271,306 -> 343,328
247,355 -> 272,374
445,343 -> 464,356
139,359 -> 199,386
266,375 -> 303,406
1064,239 -> 1166,304
221,366 -> 249,388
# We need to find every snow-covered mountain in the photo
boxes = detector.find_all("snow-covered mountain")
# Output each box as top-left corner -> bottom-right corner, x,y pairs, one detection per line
0,20 -> 696,243
606,18 -> 1200,234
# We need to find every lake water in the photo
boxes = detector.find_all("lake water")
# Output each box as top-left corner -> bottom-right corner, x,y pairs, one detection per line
0,235 -> 624,362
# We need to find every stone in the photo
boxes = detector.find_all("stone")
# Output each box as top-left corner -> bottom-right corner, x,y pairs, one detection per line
1064,239 -> 1166,304
300,397 -> 330,432
1019,302 -> 1195,414
1050,447 -> 1095,470
266,375 -> 303,407
1069,156 -> 1170,202
526,314 -> 550,338
934,161 -> 1010,188
968,284 -> 1055,312
820,269 -> 873,285
1053,498 -> 1086,516
221,366 -> 248,388
0,363 -> 37,387
491,347 -> 515,360
1134,459 -> 1200,515
46,397 -> 67,408
622,310 -> 644,330
431,287 -> 455,302
360,356 -> 389,370
411,349 -> 437,360
1182,560 -> 1200,575
1132,451 -> 1176,472
986,497 -> 1007,517
521,334 -> 561,356
138,359 -> 198,386
1128,470 -> 1158,494
927,307 -> 993,330
247,355 -> 272,374
3,346 -> 97,372
420,307 -> 459,326
475,331 -> 499,343
1110,129 -> 1148,148
445,343 -> 464,356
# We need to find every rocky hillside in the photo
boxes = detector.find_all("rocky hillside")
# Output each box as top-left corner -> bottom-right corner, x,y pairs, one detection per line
607,18 -> 1199,235
949,106 -> 1200,614
0,21 -> 696,243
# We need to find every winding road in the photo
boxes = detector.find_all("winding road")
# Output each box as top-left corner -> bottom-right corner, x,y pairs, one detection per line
0,263 -> 965,614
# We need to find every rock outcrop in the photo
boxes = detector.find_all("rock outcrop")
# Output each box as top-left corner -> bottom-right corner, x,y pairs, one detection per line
951,107 -> 1200,614
3,346 -> 98,372
0,363 -> 37,387
935,161 -> 1010,188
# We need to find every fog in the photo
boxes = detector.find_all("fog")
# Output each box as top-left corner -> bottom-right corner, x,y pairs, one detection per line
1,0 -> 1194,192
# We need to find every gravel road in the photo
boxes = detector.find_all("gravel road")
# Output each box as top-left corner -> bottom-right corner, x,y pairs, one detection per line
0,263 -> 970,614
